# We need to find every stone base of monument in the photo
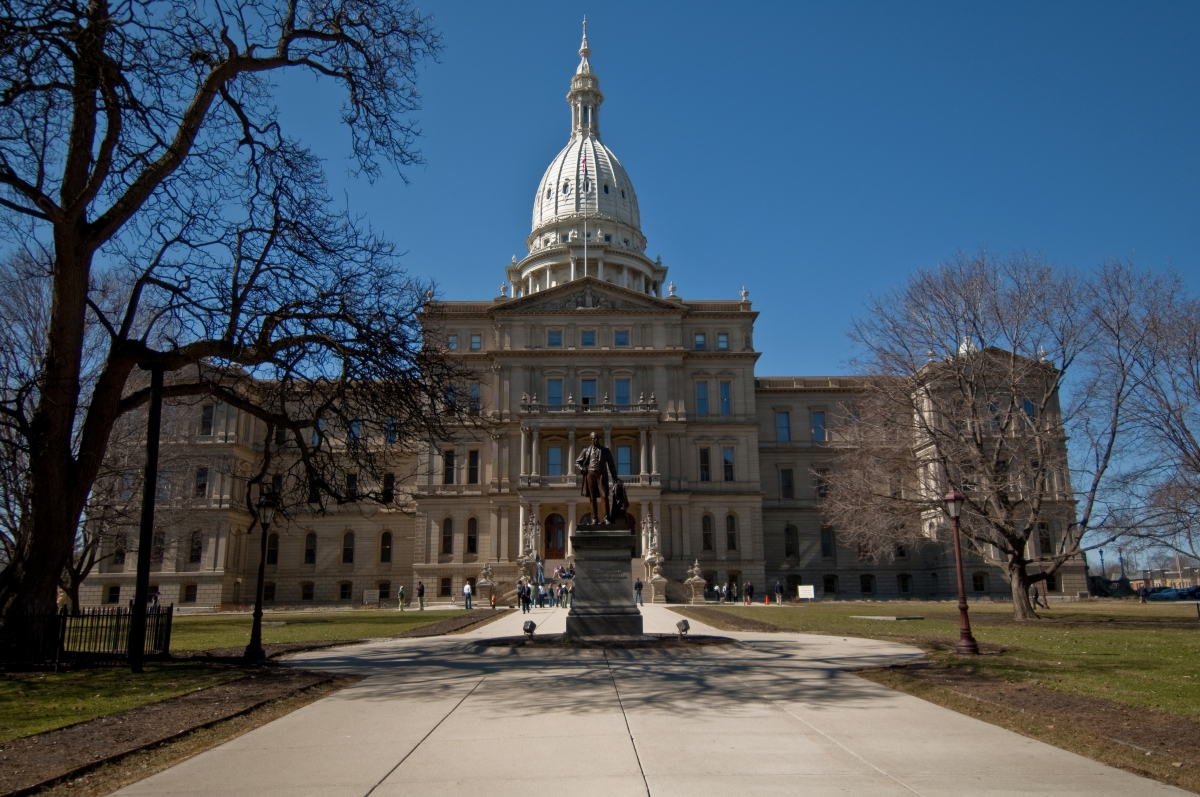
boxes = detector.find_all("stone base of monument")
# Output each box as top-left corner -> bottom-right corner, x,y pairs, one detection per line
565,524 -> 643,638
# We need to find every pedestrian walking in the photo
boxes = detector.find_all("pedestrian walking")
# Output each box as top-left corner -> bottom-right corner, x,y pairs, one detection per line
398,585 -> 405,611
774,580 -> 784,605
462,580 -> 473,610
417,580 -> 425,610
1031,584 -> 1040,609
746,582 -> 755,604
634,577 -> 644,606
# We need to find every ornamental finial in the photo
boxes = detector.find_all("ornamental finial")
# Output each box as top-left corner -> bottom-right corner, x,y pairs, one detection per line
740,286 -> 749,301
577,17 -> 592,74
667,281 -> 676,297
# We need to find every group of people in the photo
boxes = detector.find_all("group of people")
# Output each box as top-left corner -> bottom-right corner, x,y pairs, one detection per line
518,578 -> 573,613
710,579 -> 790,605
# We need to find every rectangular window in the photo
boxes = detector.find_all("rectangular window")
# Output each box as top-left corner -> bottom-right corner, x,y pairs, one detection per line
699,448 -> 711,482
726,516 -> 738,551
385,417 -> 397,445
378,582 -> 391,600
193,467 -> 208,499
188,531 -> 203,563
617,446 -> 633,476
820,526 -> 836,559
780,468 -> 795,499
346,473 -> 358,499
470,334 -> 481,351
719,381 -> 732,415
200,404 -> 214,436
382,473 -> 395,503
447,334 -> 458,350
348,419 -> 361,444
722,447 -> 735,481
467,519 -> 478,555
106,585 -> 121,604
815,468 -> 830,499
301,582 -> 314,600
308,480 -> 321,504
264,582 -> 277,601
616,378 -> 631,406
812,411 -> 826,442
183,584 -> 197,603
548,330 -> 563,347
311,418 -> 325,446
614,330 -> 629,346
468,450 -> 480,484
717,333 -> 729,350
1023,399 -> 1036,420
702,516 -> 714,551
547,379 -> 563,406
439,577 -> 452,597
694,332 -> 706,350
275,425 -> 287,445
443,450 -> 456,484
157,470 -> 170,500
776,411 -> 791,441
442,521 -> 454,555
695,382 -> 709,415
271,474 -> 284,496
548,446 -> 563,477
468,383 -> 481,412
581,330 -> 596,346
1037,522 -> 1052,555
581,379 -> 597,405
339,582 -> 353,601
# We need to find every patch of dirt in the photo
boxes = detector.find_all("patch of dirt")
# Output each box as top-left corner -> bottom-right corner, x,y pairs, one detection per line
862,663 -> 1200,793
674,606 -> 791,634
398,609 -> 510,637
0,667 -> 336,797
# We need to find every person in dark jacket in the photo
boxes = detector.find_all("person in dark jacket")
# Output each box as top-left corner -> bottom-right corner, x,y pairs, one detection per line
634,577 -> 644,606
417,580 -> 425,610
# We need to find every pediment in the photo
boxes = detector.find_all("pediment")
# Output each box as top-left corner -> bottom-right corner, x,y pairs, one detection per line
495,278 -> 678,314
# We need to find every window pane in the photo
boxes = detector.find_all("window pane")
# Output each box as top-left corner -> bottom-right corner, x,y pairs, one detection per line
548,447 -> 563,476
725,515 -> 737,550
722,447 -> 734,481
548,330 -> 563,347
702,516 -> 713,550
717,333 -> 729,350
200,404 -> 214,435
547,379 -> 563,405
581,379 -> 597,405
784,526 -> 798,558
467,518 -> 478,554
820,526 -> 834,558
581,330 -> 596,346
304,534 -> 317,564
776,411 -> 790,441
616,379 -> 631,406
442,519 -> 454,555
617,446 -> 632,476
812,411 -> 826,442
470,334 -> 481,350
614,330 -> 629,346
468,450 -> 480,484
696,382 -> 709,415
447,335 -> 458,350
719,381 -> 731,415
781,468 -> 794,499
380,532 -> 392,563
699,448 -> 711,482
342,533 -> 355,564
694,333 -> 706,350
443,450 -> 455,484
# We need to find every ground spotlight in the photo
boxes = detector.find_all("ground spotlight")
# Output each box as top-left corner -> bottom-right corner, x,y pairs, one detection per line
523,620 -> 536,637
676,619 -> 690,637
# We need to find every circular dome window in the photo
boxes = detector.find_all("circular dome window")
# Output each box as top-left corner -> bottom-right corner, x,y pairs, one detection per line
562,182 -> 571,195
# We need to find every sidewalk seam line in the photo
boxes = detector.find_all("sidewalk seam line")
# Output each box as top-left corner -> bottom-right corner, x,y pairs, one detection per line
363,675 -> 487,797
604,650 -> 652,797
734,673 -> 927,797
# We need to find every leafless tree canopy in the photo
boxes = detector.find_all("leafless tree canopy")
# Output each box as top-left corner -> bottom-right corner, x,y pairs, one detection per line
821,254 -> 1165,619
0,0 -> 457,619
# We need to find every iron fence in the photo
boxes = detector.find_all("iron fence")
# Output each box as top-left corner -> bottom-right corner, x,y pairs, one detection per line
1,605 -> 173,667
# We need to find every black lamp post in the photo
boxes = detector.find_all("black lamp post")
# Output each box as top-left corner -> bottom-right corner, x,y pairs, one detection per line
942,489 -> 980,655
244,491 -> 279,662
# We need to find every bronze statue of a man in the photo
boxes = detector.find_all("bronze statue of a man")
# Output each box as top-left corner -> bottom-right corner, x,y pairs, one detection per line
576,431 -> 618,525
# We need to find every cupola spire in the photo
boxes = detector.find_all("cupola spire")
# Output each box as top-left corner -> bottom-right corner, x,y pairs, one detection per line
568,18 -> 603,138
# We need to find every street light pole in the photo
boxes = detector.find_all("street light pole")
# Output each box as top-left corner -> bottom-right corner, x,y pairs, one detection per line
244,492 -> 279,662
943,489 -> 980,655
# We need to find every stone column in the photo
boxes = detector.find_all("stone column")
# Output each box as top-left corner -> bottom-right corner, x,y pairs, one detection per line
651,430 -> 660,480
490,435 -> 500,488
604,425 -> 612,449
570,256 -> 577,281
639,427 -> 649,480
567,502 -> 576,557
519,428 -> 528,477
531,428 -> 540,478
531,502 -> 542,558
489,507 -> 500,561
500,507 -> 510,562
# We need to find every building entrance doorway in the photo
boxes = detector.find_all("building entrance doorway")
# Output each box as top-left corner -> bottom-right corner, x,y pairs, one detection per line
544,513 -> 566,558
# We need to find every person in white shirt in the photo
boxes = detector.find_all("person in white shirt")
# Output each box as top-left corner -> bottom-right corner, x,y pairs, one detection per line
462,581 -> 473,610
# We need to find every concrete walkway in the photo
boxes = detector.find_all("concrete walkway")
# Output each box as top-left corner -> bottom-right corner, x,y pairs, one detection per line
115,604 -> 1190,796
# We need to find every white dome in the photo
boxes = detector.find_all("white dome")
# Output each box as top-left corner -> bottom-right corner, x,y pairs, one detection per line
532,136 -> 640,235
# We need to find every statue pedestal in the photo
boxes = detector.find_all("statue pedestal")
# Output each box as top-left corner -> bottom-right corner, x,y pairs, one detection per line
566,524 -> 643,637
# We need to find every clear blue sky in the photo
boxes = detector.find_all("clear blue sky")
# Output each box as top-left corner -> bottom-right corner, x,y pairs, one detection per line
275,1 -> 1200,376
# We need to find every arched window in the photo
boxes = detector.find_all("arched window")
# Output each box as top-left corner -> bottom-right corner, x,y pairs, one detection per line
701,515 -> 714,551
342,532 -> 355,564
441,518 -> 454,555
544,514 -> 565,558
603,184 -> 609,194
860,574 -> 875,594
562,182 -> 571,195
784,525 -> 798,558
467,518 -> 478,555
304,533 -> 317,564
725,515 -> 738,551
266,533 -> 279,565
380,531 -> 392,563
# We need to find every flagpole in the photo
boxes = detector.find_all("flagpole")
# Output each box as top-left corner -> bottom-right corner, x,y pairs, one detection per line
582,147 -> 587,282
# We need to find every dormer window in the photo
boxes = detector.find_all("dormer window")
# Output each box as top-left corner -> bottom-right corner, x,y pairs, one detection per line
562,182 -> 571,194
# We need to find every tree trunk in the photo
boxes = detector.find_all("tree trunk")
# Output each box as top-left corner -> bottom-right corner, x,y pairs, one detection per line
1008,562 -> 1040,620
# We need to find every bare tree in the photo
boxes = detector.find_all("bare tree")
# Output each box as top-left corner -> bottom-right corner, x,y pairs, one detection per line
0,0 -> 455,621
822,253 -> 1161,620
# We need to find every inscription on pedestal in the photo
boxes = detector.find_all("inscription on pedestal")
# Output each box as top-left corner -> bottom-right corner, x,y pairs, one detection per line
566,529 -> 643,637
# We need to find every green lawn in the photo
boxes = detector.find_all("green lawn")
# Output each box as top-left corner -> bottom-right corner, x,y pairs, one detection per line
0,662 -> 243,743
170,608 -> 471,651
0,609 -> 468,743
687,600 -> 1200,721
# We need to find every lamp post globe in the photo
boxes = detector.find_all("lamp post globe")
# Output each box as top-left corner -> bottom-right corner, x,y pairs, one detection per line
942,489 -> 980,655
244,491 -> 281,662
